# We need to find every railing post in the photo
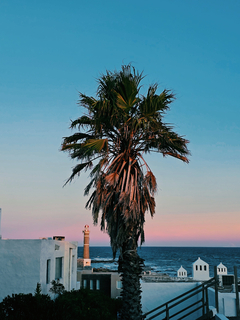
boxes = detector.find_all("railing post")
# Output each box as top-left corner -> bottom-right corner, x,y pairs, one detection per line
214,266 -> 219,313
234,266 -> 240,317
166,303 -> 169,320
202,283 -> 205,316
206,286 -> 209,318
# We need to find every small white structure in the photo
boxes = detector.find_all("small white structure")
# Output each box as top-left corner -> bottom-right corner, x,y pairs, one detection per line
192,257 -> 210,281
0,237 -> 78,302
217,263 -> 227,275
177,266 -> 187,278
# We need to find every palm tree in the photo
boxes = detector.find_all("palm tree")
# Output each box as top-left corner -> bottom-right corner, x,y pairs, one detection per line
61,65 -> 190,320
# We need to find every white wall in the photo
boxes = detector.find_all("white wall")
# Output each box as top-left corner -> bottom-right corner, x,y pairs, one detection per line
141,282 -> 203,320
0,240 -> 41,301
192,258 -> 210,281
39,239 -> 78,295
208,287 -> 239,317
0,239 -> 78,301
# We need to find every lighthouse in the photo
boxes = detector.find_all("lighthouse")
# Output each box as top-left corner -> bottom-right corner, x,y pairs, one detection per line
82,225 -> 91,267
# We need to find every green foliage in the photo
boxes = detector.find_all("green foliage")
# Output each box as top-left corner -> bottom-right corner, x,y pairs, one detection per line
0,293 -> 54,320
49,279 -> 65,295
34,282 -> 42,296
54,289 -> 121,320
0,289 -> 121,320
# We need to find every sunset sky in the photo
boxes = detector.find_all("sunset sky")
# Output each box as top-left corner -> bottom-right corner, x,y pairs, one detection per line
1,0 -> 240,247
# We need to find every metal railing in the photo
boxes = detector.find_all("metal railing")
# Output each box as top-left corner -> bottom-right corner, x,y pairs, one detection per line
142,276 -> 218,320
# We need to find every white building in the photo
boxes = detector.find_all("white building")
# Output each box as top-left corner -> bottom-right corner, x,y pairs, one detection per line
177,266 -> 187,278
217,262 -> 227,275
77,268 -> 122,299
0,237 -> 78,302
192,257 -> 210,281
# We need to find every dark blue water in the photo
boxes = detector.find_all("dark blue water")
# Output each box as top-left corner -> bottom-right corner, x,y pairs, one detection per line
78,246 -> 240,277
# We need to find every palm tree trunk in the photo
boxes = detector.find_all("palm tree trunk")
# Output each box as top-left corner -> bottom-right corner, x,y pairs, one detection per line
118,239 -> 144,320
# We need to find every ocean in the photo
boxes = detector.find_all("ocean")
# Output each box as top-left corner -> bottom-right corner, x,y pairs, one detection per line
78,246 -> 240,278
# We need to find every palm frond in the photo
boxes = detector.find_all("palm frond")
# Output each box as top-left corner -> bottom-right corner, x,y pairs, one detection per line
63,161 -> 92,186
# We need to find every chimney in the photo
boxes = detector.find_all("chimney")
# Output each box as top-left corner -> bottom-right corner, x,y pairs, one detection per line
0,208 -> 2,239
83,225 -> 90,259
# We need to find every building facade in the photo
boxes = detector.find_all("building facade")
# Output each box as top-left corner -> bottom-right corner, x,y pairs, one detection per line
77,269 -> 122,299
192,257 -> 210,281
0,238 -> 78,301
177,266 -> 187,278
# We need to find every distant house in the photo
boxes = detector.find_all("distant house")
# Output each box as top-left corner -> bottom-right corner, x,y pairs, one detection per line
192,257 -> 210,281
217,262 -> 227,275
0,237 -> 78,302
177,266 -> 187,278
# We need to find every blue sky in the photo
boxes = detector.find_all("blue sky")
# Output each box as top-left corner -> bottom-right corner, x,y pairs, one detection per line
0,0 -> 240,246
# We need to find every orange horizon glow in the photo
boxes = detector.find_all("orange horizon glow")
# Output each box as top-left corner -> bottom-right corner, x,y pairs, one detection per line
2,210 -> 240,247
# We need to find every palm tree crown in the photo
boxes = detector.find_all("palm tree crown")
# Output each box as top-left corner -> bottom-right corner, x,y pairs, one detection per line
62,65 -> 189,255
62,65 -> 190,320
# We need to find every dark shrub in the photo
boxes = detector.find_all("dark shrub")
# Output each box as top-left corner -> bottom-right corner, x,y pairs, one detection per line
0,293 -> 54,320
0,289 -> 121,320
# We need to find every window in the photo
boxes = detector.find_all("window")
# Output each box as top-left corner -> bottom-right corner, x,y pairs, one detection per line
196,265 -> 198,271
200,265 -> 202,271
83,280 -> 87,289
90,280 -> 93,290
55,257 -> 63,279
204,265 -> 207,271
116,281 -> 122,289
96,280 -> 100,290
46,259 -> 51,284
72,256 -> 75,273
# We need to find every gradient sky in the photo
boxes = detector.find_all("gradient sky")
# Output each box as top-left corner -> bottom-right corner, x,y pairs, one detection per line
0,0 -> 240,247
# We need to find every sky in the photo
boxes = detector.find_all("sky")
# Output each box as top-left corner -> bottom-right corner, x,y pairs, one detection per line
0,0 -> 240,247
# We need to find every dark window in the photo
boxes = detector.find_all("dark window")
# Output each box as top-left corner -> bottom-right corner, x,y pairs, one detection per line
55,257 -> 63,279
200,265 -> 202,271
96,280 -> 100,290
82,274 -> 111,297
196,265 -> 198,271
46,259 -> 51,284
204,265 -> 207,271
222,275 -> 234,286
